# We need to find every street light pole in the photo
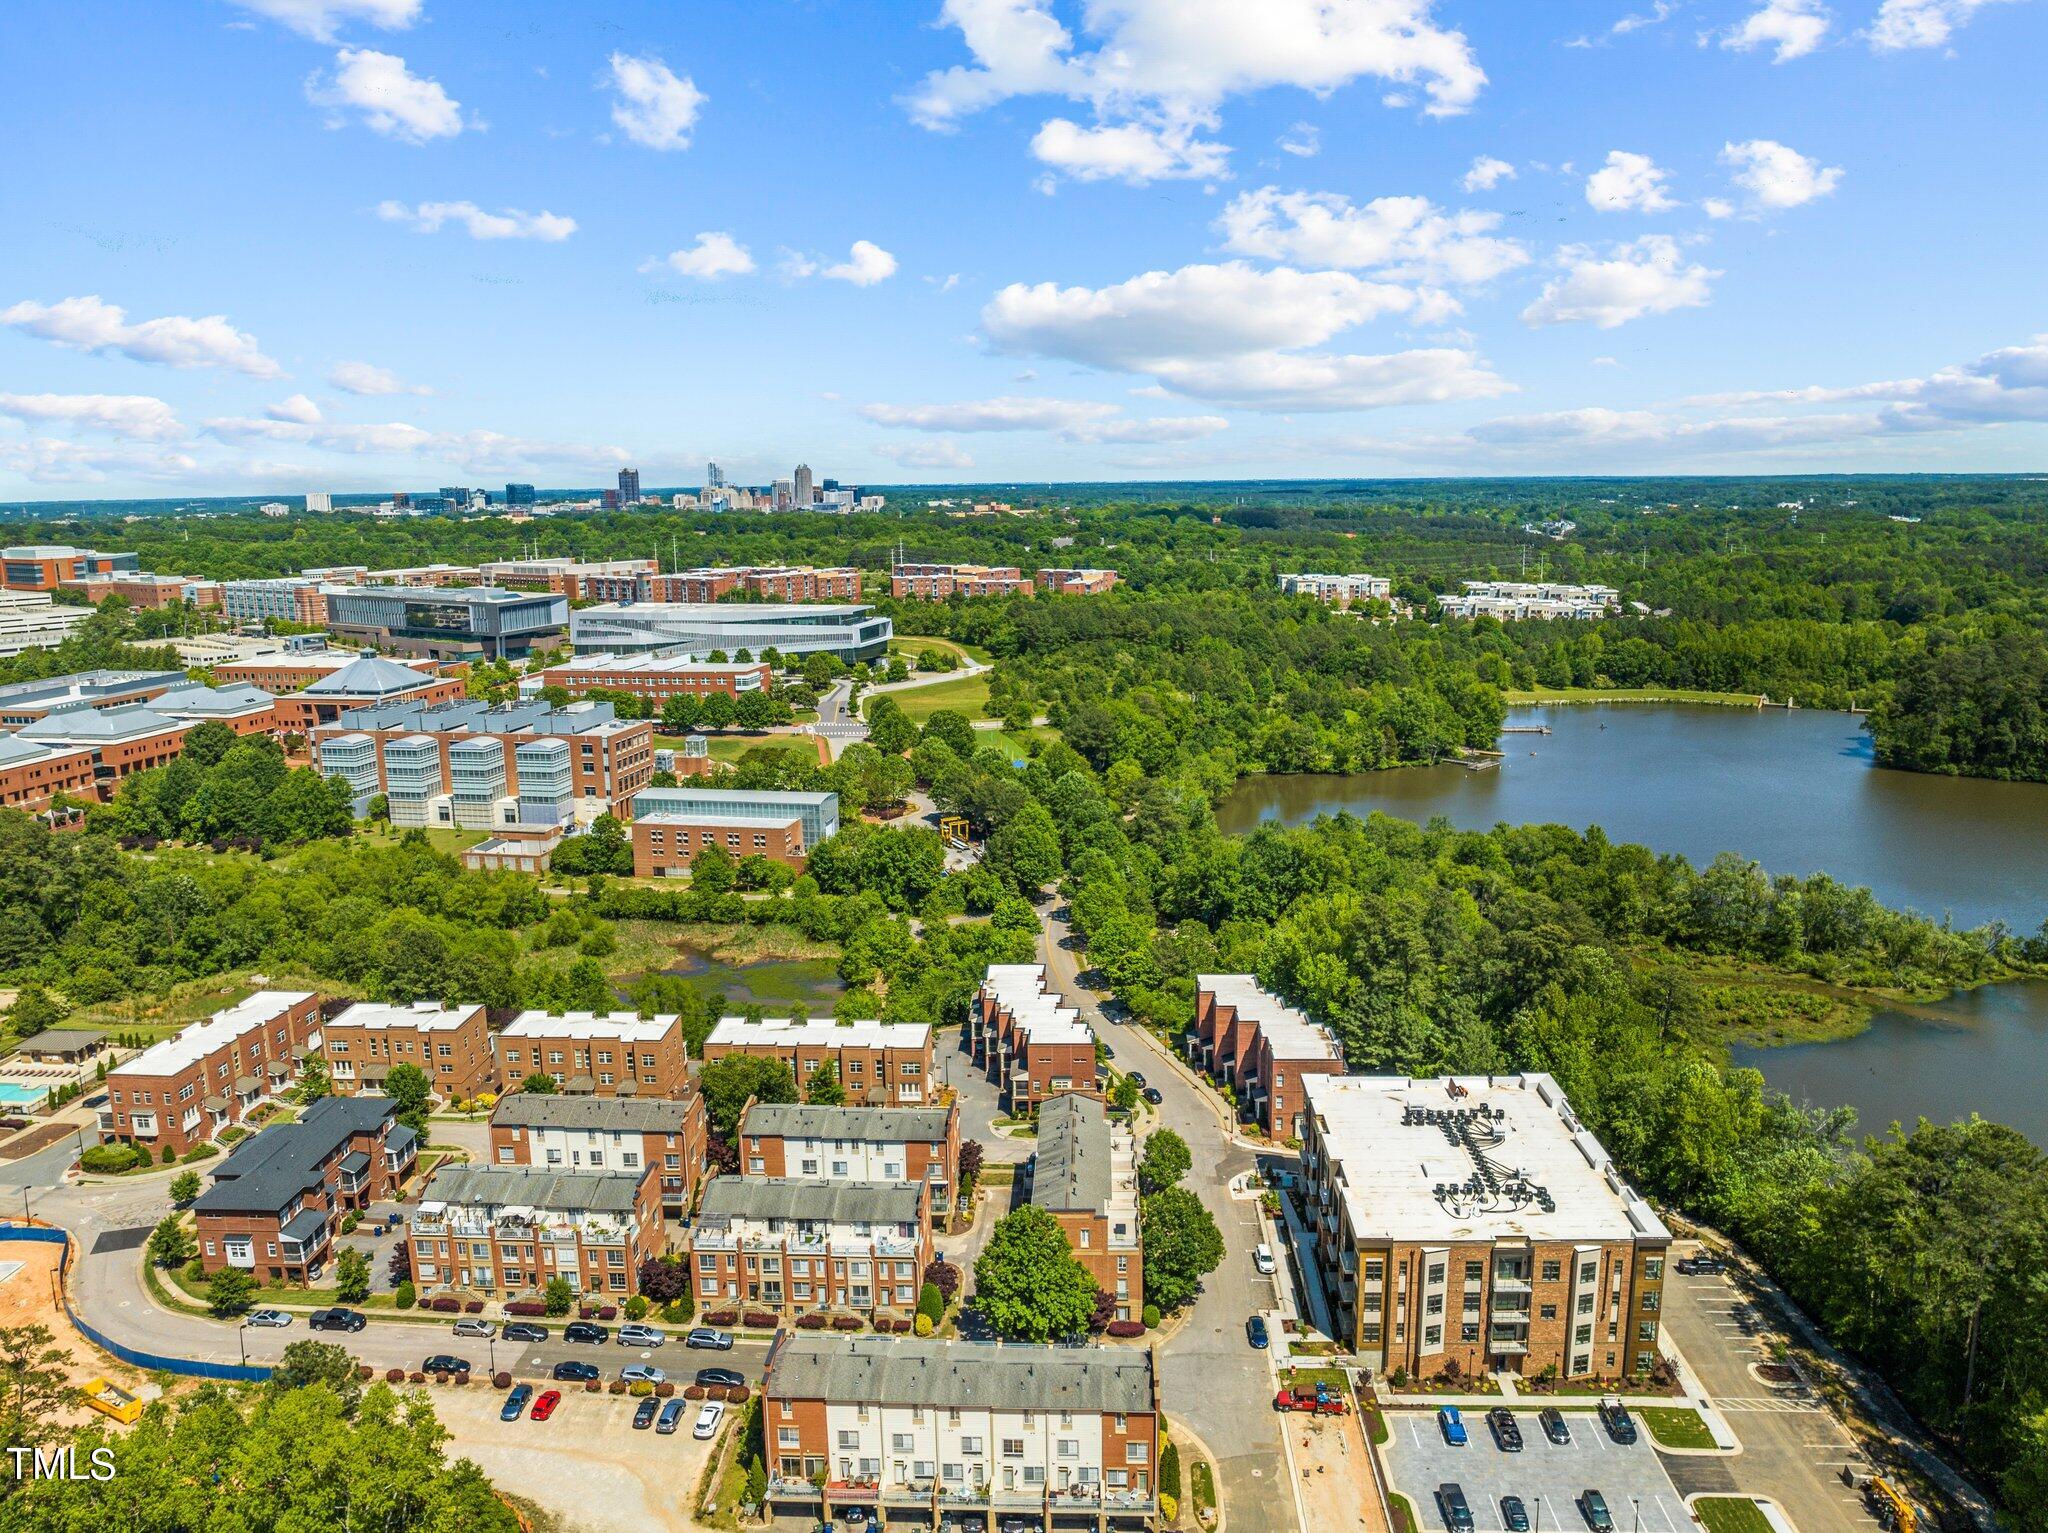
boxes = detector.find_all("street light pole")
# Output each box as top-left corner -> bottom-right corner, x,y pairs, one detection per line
1632,1497 -> 1641,1533
238,1322 -> 249,1367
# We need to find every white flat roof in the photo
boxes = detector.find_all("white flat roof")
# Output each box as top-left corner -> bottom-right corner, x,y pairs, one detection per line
553,653 -> 765,676
979,965 -> 1093,1044
708,1016 -> 930,1049
501,1010 -> 680,1044
109,991 -> 313,1079
329,1000 -> 482,1032
1302,1073 -> 1670,1244
1199,974 -> 1341,1062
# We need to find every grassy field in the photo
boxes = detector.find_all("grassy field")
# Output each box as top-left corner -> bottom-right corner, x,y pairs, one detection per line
1693,1499 -> 1775,1533
1639,1406 -> 1717,1449
651,731 -> 812,764
351,826 -> 491,855
1503,686 -> 1768,708
873,672 -> 992,722
891,634 -> 994,665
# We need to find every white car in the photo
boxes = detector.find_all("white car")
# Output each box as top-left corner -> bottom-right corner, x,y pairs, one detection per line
693,1401 -> 726,1440
1253,1243 -> 1277,1275
245,1309 -> 293,1328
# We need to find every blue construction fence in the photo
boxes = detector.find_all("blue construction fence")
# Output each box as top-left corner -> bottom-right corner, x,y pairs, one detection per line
0,1221 -> 273,1384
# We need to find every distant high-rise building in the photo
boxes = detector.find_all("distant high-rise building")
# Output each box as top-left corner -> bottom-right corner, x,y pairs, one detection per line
618,468 -> 642,504
304,492 -> 333,514
793,464 -> 814,507
392,492 -> 411,508
773,479 -> 795,511
505,483 -> 536,506
705,461 -> 726,490
439,487 -> 471,505
821,479 -> 840,493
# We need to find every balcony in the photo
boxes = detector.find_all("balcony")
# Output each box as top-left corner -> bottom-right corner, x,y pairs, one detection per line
767,1477 -> 821,1502
826,1482 -> 879,1503
1488,1333 -> 1530,1354
938,1485 -> 989,1506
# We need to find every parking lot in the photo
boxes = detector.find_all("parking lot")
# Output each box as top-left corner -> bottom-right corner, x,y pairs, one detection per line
1384,1408 -> 1691,1533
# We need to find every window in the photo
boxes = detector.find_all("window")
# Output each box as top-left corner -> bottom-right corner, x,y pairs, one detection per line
1639,1322 -> 1657,1342
1541,1260 -> 1561,1281
838,1431 -> 858,1449
1364,1259 -> 1383,1281
1424,1325 -> 1441,1346
1464,1260 -> 1482,1281
1125,1442 -> 1148,1465
1539,1304 -> 1558,1321
1644,1257 -> 1663,1280
1641,1291 -> 1660,1312
1427,1263 -> 1445,1284
1362,1325 -> 1382,1343
1575,1325 -> 1593,1344
778,1428 -> 800,1447
1580,1262 -> 1598,1283
1424,1294 -> 1442,1315
1461,1323 -> 1480,1342
892,1434 -> 913,1452
1001,1439 -> 1024,1459
960,1436 -> 983,1454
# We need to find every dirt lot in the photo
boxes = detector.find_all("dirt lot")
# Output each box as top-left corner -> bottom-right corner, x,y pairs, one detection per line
0,1236 -> 160,1428
1289,1407 -> 1391,1533
432,1384 -> 721,1533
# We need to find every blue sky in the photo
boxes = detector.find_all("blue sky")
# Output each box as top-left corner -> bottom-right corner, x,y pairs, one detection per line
2,0 -> 2045,497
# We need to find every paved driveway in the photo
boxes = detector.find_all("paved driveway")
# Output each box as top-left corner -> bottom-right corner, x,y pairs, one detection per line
940,1027 -> 1031,1164
1385,1408 -> 1690,1533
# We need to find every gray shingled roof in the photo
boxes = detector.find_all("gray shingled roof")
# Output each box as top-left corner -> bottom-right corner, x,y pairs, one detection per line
193,1096 -> 396,1216
421,1164 -> 643,1214
739,1102 -> 951,1143
1031,1094 -> 1110,1214
695,1176 -> 922,1226
492,1093 -> 698,1133
766,1335 -> 1154,1414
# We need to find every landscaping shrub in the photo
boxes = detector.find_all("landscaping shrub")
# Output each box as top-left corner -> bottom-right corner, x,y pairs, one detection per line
584,1380 -> 601,1393
624,1295 -> 650,1320
1106,1320 -> 1146,1338
831,1316 -> 862,1331
704,1309 -> 737,1327
727,1385 -> 749,1405
655,1382 -> 675,1398
429,1296 -> 460,1313
578,1305 -> 597,1320
926,1260 -> 961,1302
629,1381 -> 653,1398
463,1300 -> 484,1314
914,1315 -> 935,1337
608,1380 -> 627,1396
705,1384 -> 728,1402
408,1372 -> 426,1384
355,1365 -> 374,1381
80,1144 -> 141,1174
597,1305 -> 617,1320
493,1372 -> 512,1390
684,1385 -> 706,1399
394,1280 -> 416,1309
505,1300 -> 546,1316
796,1313 -> 827,1330
743,1309 -> 775,1329
1142,1304 -> 1161,1329
386,1368 -> 405,1384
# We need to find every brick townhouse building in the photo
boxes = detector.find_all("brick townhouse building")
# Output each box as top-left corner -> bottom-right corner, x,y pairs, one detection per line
322,1000 -> 493,1102
408,1163 -> 666,1302
1188,975 -> 1345,1141
689,1177 -> 932,1321
493,1010 -> 690,1098
737,1101 -> 961,1215
1033,1094 -> 1143,1321
100,991 -> 324,1157
702,1016 -> 937,1107
489,1090 -> 708,1218
969,965 -> 1099,1114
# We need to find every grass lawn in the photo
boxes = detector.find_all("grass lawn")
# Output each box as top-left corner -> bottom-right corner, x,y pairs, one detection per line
352,825 -> 491,855
652,731 -> 811,764
1189,1459 -> 1217,1521
1639,1407 -> 1717,1450
73,969 -> 355,1043
1281,1366 -> 1350,1394
871,672 -> 991,722
1693,1499 -> 1775,1533
891,634 -> 994,665
1390,1494 -> 1418,1533
1503,686 -> 1767,708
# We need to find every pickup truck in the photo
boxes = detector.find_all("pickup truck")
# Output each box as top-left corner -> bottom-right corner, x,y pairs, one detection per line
1272,1384 -> 1347,1415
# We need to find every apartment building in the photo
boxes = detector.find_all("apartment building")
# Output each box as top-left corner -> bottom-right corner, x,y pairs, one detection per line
322,1000 -> 493,1101
689,1177 -> 933,1320
312,698 -> 653,829
737,1102 -> 960,1214
475,557 -> 657,600
0,734 -> 99,814
1036,568 -> 1119,596
1188,976 -> 1345,1141
889,563 -> 1032,600
703,1017 -> 937,1107
1438,582 -> 1621,622
1298,1073 -> 1670,1383
152,683 -> 280,737
494,1010 -> 689,1098
408,1164 -> 665,1301
1035,1095 -> 1143,1320
100,991 -> 324,1156
220,576 -> 332,627
1,545 -> 138,592
267,655 -> 466,732
969,965 -> 1099,1114
760,1335 -> 1161,1529
1279,572 -> 1392,607
193,1096 -> 417,1282
0,668 -> 185,726
489,1091 -> 708,1217
537,653 -> 771,705
570,601 -> 892,663
653,565 -> 865,604
13,705 -> 189,797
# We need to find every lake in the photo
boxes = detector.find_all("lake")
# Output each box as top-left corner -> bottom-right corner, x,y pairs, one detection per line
1216,704 -> 2048,1140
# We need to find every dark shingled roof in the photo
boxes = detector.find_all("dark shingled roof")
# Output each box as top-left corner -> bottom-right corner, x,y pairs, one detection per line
766,1335 -> 1154,1414
1031,1094 -> 1110,1214
193,1096 -> 396,1216
419,1164 -> 644,1214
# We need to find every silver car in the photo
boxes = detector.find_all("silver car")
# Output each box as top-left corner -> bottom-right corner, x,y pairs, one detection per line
617,1323 -> 666,1348
452,1318 -> 496,1338
245,1309 -> 293,1328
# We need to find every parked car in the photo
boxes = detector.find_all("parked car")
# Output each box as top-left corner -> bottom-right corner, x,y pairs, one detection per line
1502,1497 -> 1530,1533
695,1367 -> 746,1389
245,1310 -> 292,1329
423,1355 -> 471,1376
552,1361 -> 601,1383
1142,1087 -> 1163,1105
1580,1491 -> 1614,1533
1487,1408 -> 1524,1452
1437,1406 -> 1467,1446
530,1389 -> 561,1422
308,1308 -> 366,1333
453,1318 -> 496,1339
1437,1483 -> 1475,1533
692,1401 -> 727,1440
1252,1243 -> 1277,1275
617,1324 -> 666,1349
1677,1254 -> 1726,1275
563,1321 -> 610,1345
503,1322 -> 548,1343
620,1364 -> 666,1386
1540,1407 -> 1572,1445
1245,1315 -> 1269,1349
632,1397 -> 659,1430
500,1384 -> 533,1422
1598,1397 -> 1638,1445
686,1327 -> 733,1351
653,1399 -> 685,1435
1126,1073 -> 1146,1088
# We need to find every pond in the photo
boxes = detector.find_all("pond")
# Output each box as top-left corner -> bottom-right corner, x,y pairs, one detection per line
659,944 -> 845,1014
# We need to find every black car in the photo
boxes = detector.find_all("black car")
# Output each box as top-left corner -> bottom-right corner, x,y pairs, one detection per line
1581,1491 -> 1614,1533
1142,1087 -> 1163,1105
423,1354 -> 471,1375
503,1322 -> 548,1343
1677,1254 -> 1727,1275
632,1396 -> 659,1430
1127,1073 -> 1146,1088
696,1367 -> 746,1389
308,1308 -> 366,1333
1437,1483 -> 1474,1533
1598,1398 -> 1638,1445
1487,1408 -> 1523,1452
563,1321 -> 610,1344
1539,1407 -> 1571,1445
1502,1497 -> 1530,1533
552,1360 -> 601,1382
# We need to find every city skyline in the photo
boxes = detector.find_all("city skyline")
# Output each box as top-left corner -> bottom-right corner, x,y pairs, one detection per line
2,0 -> 2045,499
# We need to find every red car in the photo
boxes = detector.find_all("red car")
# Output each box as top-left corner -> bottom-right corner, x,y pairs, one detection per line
530,1390 -> 561,1422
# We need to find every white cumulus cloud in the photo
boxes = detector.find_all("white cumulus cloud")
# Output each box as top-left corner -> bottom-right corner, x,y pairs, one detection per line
328,360 -> 431,396
1869,0 -> 2022,50
1030,118 -> 1229,183
0,392 -> 184,441
650,232 -> 756,280
1720,0 -> 1834,61
1462,156 -> 1515,192
792,241 -> 899,286
1720,139 -> 1843,209
1521,236 -> 1718,328
265,393 -> 324,425
859,396 -> 1228,444
226,0 -> 419,42
1216,187 -> 1529,285
1,294 -> 281,377
605,53 -> 705,151
307,48 -> 466,143
1279,123 -> 1321,158
375,200 -> 577,240
1585,150 -> 1677,212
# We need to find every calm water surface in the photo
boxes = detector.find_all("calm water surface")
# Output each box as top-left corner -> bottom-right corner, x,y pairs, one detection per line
1217,704 -> 2048,1138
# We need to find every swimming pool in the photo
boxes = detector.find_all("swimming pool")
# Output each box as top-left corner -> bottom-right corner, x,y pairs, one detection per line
0,1082 -> 50,1107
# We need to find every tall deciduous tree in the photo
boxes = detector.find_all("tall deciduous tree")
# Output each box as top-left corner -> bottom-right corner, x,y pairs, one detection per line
1140,1186 -> 1224,1313
972,1205 -> 1097,1342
